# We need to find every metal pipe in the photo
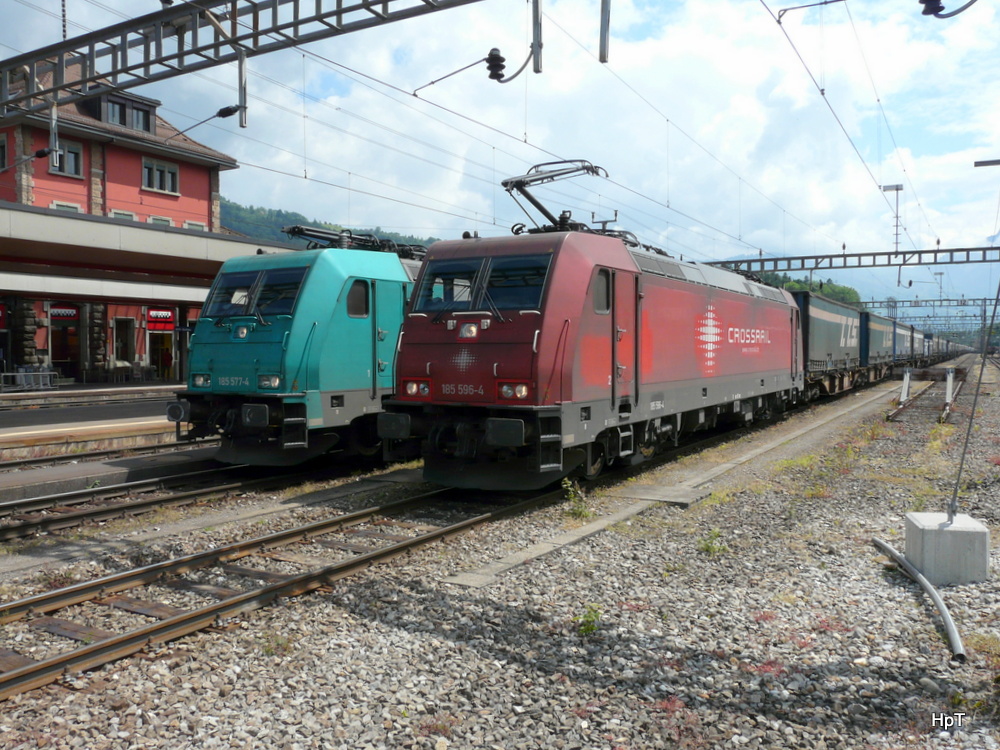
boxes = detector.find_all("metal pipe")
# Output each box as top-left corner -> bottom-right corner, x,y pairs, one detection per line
872,537 -> 966,663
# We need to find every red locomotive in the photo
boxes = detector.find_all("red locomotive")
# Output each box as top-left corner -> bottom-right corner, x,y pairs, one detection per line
378,162 -> 806,490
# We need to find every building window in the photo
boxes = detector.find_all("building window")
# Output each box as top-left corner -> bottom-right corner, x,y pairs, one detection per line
0,137 -> 6,169
148,216 -> 172,227
133,107 -> 152,132
109,210 -> 137,221
183,221 -> 208,231
51,141 -> 83,177
107,100 -> 126,126
142,159 -> 179,194
50,201 -> 82,213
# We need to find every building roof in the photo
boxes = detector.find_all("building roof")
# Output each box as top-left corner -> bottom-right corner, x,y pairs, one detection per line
3,67 -> 238,170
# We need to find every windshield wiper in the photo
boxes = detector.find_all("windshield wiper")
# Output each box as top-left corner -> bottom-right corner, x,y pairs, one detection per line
481,286 -> 506,323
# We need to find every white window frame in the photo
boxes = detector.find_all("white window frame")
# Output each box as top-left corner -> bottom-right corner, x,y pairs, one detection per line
147,215 -> 172,227
109,209 -> 137,221
50,140 -> 84,178
50,201 -> 83,213
142,158 -> 179,195
183,221 -> 208,231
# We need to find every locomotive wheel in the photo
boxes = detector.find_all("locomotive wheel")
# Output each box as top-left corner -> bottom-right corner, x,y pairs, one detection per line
582,443 -> 606,480
349,418 -> 383,458
639,420 -> 658,459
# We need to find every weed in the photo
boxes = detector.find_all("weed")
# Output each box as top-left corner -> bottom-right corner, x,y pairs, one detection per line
701,489 -> 735,507
562,477 -> 592,519
259,631 -> 295,656
416,713 -> 458,738
772,591 -> 800,605
813,615 -> 851,634
35,569 -> 76,591
803,484 -> 832,499
967,632 -> 1000,659
696,528 -> 728,556
574,603 -> 602,636
752,610 -> 778,623
775,455 -> 819,473
744,659 -> 786,676
662,561 -> 685,577
927,423 -> 956,452
647,695 -> 703,746
571,699 -> 606,718
860,419 -> 894,442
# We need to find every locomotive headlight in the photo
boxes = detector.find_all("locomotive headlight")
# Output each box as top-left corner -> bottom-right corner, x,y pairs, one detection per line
234,325 -> 249,340
498,382 -> 530,400
404,379 -> 432,398
192,373 -> 211,388
257,374 -> 281,389
459,322 -> 478,339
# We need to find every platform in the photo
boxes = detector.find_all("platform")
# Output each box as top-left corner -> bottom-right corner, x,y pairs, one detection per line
0,446 -> 222,503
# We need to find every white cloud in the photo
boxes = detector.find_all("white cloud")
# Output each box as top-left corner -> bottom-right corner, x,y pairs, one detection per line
2,0 -> 999,304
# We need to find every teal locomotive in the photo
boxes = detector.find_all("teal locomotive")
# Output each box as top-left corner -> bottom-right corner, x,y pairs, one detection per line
166,226 -> 423,465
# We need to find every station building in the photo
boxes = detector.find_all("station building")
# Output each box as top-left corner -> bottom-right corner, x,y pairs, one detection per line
0,85 -> 287,385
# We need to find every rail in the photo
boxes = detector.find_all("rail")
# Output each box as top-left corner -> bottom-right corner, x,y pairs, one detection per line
0,487 -> 554,700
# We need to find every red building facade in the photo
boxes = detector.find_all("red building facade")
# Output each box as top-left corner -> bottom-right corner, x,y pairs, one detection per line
0,88 -> 237,382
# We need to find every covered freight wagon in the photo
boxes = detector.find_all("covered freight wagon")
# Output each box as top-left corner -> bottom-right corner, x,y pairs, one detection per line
791,291 -> 862,398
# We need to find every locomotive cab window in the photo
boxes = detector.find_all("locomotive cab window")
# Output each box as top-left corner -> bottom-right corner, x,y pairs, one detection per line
484,254 -> 551,310
255,266 -> 309,316
346,279 -> 370,318
413,258 -> 477,312
205,271 -> 258,318
203,266 -> 309,318
414,254 -> 551,313
593,269 -> 611,314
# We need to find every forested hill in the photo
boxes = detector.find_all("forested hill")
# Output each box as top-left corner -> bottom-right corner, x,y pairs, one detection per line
758,271 -> 861,307
220,199 -> 864,306
220,198 -> 442,249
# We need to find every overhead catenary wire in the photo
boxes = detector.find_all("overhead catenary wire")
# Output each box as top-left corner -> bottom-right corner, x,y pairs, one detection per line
3,0 -> 977,291
9,0 -> 873,261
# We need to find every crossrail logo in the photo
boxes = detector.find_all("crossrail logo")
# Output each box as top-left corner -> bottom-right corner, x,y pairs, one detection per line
696,305 -> 721,376
451,348 -> 477,373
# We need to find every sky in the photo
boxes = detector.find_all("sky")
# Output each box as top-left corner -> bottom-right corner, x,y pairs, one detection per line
2,0 -> 1000,324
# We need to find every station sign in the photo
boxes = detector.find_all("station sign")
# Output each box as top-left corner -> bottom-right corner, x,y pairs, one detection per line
147,308 -> 176,331
49,305 -> 79,321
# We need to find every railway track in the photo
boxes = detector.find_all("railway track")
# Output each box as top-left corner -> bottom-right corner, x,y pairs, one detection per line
0,359 -> 977,702
0,462 -> 355,542
0,441 -> 219,473
886,364 -> 968,423
0,486 -> 555,701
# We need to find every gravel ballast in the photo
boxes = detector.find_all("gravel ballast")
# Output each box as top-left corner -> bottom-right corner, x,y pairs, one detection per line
1,363 -> 999,750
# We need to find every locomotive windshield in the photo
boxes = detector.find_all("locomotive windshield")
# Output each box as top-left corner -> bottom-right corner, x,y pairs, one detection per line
414,253 -> 551,314
204,265 -> 310,318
